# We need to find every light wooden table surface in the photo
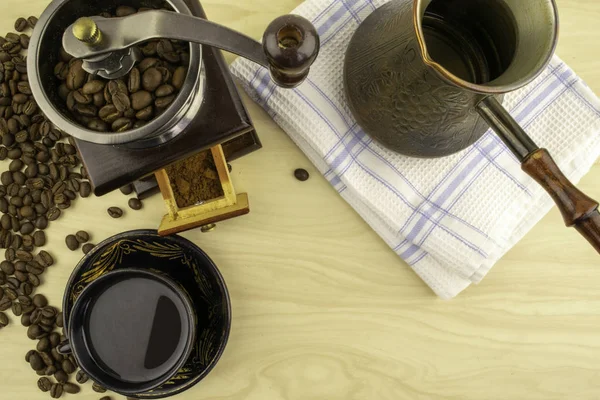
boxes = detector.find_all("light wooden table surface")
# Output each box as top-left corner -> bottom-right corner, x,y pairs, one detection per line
1,0 -> 600,399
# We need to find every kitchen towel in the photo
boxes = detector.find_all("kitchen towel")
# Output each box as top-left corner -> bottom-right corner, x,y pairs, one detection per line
230,0 -> 600,299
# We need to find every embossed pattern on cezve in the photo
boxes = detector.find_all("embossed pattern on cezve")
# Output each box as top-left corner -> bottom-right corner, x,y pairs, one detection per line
344,0 -> 491,158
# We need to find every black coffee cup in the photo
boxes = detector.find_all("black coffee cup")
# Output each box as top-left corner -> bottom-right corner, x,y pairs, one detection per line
59,268 -> 196,395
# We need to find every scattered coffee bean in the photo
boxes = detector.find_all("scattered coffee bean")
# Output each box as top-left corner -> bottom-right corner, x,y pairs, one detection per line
27,16 -> 38,29
75,230 -> 89,243
61,358 -> 76,374
33,294 -> 48,308
50,382 -> 63,399
63,382 -> 80,394
37,376 -> 52,392
75,370 -> 89,384
128,198 -> 143,210
34,231 -> 46,246
119,184 -> 133,195
56,311 -> 63,328
40,351 -> 54,366
82,243 -> 94,254
0,311 -> 8,328
29,351 -> 44,370
54,370 -> 68,384
11,301 -> 22,316
21,312 -> 31,326
92,382 -> 107,393
107,206 -> 123,218
14,17 -> 28,32
65,234 -> 79,250
294,168 -> 310,181
37,336 -> 50,352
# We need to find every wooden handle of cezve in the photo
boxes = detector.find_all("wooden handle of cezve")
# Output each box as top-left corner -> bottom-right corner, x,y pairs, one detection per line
262,15 -> 320,88
522,148 -> 600,253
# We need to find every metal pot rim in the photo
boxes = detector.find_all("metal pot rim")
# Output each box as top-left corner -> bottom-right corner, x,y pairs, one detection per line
27,0 -> 202,145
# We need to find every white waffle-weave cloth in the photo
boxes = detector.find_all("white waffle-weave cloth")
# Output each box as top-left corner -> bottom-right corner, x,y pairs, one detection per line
230,0 -> 600,299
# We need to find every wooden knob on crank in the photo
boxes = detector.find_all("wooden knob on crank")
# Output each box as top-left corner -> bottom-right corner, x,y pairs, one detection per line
262,15 -> 320,88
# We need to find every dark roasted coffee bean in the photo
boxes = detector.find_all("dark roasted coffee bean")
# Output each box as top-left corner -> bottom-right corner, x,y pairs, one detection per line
21,312 -> 31,326
135,105 -> 153,120
2,134 -> 15,148
62,358 -> 76,374
66,59 -> 85,90
107,206 -> 123,218
82,80 -> 105,95
0,296 -> 11,311
38,376 -> 52,392
16,249 -> 32,261
15,260 -> 27,272
11,300 -> 21,316
0,260 -> 14,274
112,91 -> 131,113
78,181 -> 91,198
142,67 -> 162,91
52,181 -> 65,194
27,324 -> 46,340
20,205 -> 34,218
47,207 -> 61,221
73,89 -> 92,104
54,370 -> 69,383
156,84 -> 175,97
119,184 -> 133,195
112,117 -> 132,132
55,312 -> 63,328
23,194 -> 33,206
37,162 -> 49,174
173,66 -> 187,89
92,382 -> 107,393
11,233 -> 22,249
40,351 -> 54,367
50,382 -> 63,398
15,270 -> 27,282
26,262 -> 44,275
48,331 -> 60,347
44,365 -> 57,375
131,90 -> 152,110
128,66 -> 141,93
33,231 -> 46,247
64,189 -> 76,201
82,243 -> 94,254
65,234 -> 78,250
32,294 -> 48,308
9,196 -> 23,207
128,198 -> 143,210
17,81 -> 31,95
1,170 -> 13,185
20,222 -> 34,234
8,159 -> 22,172
18,295 -> 32,307
5,286 -> 17,300
14,17 -> 28,32
75,230 -> 89,243
28,273 -> 39,287
63,383 -> 80,394
20,284 -> 34,299
37,250 -> 54,267
27,16 -> 38,28
54,193 -> 66,205
139,57 -> 160,73
0,310 -> 8,328
51,347 -> 63,363
5,247 -> 15,261
29,351 -> 44,370
0,214 -> 10,229
35,216 -> 48,229
13,171 -> 25,185
75,370 -> 89,384
37,336 -> 50,352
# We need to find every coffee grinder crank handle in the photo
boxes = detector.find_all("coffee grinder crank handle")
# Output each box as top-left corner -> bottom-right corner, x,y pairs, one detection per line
62,11 -> 320,88
477,96 -> 600,254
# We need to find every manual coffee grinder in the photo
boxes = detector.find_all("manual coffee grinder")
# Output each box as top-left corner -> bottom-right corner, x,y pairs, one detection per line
26,0 -> 319,231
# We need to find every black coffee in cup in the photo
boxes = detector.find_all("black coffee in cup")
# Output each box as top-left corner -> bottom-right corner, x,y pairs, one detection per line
85,275 -> 191,381
63,269 -> 196,395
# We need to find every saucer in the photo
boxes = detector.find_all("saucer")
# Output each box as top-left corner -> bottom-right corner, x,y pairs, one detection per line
62,230 -> 231,399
